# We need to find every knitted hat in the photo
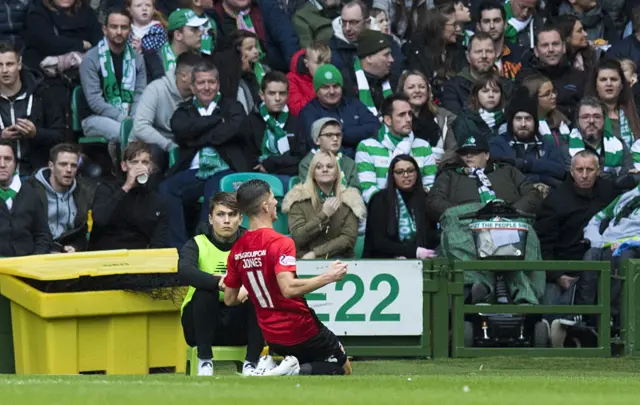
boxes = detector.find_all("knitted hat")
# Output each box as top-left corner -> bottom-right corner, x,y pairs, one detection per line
457,134 -> 490,154
311,118 -> 342,143
506,87 -> 540,136
313,64 -> 343,92
167,9 -> 208,31
357,30 -> 392,59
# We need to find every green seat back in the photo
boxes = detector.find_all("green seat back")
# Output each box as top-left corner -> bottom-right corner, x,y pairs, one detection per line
288,176 -> 301,190
71,86 -> 83,133
219,173 -> 285,197
354,235 -> 365,259
168,147 -> 179,168
120,117 -> 134,148
220,173 -> 288,233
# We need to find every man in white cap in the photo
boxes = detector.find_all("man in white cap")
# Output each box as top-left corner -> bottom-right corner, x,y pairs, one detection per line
144,8 -> 208,82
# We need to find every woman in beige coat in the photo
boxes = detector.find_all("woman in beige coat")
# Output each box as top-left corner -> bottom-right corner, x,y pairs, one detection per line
282,151 -> 366,259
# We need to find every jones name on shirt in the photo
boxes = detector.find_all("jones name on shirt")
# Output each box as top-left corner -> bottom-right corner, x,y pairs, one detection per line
235,250 -> 267,269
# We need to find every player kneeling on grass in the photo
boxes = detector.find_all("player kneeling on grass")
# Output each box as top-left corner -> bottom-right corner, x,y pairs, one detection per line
223,179 -> 352,376
179,192 -> 265,377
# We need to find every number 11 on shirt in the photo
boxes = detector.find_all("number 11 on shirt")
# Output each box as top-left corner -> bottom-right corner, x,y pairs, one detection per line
247,270 -> 274,308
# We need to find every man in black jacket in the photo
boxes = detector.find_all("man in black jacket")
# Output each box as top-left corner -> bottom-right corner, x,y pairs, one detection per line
515,25 -> 584,119
29,143 -> 92,253
89,141 -> 168,251
246,71 -> 305,185
0,140 -> 51,257
179,192 -> 264,377
534,149 -> 619,342
0,42 -> 64,176
159,59 -> 248,249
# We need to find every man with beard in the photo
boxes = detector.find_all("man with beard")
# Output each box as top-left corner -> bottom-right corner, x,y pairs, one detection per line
79,8 -> 147,147
568,97 -> 633,181
89,141 -> 168,251
515,25 -> 583,119
30,143 -> 92,253
474,0 -> 524,80
293,0 -> 342,47
356,94 -> 436,203
441,32 -> 514,115
489,88 -> 566,190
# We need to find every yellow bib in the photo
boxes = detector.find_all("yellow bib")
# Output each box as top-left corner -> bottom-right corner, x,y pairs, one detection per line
180,234 -> 230,313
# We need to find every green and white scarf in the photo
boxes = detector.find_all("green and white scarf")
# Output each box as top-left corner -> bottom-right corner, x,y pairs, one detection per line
200,15 -> 218,55
254,61 -> 266,86
538,119 -> 570,145
504,0 -> 534,48
0,174 -> 21,210
317,186 -> 334,202
396,189 -> 417,241
259,102 -> 290,160
160,42 -> 176,73
98,37 -> 136,115
631,139 -> 640,170
194,93 -> 230,179
458,167 -> 497,204
354,57 -> 392,120
606,109 -> 633,147
479,109 -> 504,130
569,128 -> 624,171
224,4 -> 265,59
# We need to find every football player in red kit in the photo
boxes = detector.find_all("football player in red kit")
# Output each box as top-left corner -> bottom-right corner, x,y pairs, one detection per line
223,179 -> 352,376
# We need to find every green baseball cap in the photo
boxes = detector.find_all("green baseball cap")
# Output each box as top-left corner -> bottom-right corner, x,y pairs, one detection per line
167,9 -> 208,31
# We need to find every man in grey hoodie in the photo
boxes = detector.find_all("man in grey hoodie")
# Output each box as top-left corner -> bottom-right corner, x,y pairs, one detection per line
131,53 -> 201,173
29,143 -> 92,253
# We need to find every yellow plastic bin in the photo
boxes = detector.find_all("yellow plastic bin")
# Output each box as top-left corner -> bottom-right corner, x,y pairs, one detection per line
0,249 -> 188,375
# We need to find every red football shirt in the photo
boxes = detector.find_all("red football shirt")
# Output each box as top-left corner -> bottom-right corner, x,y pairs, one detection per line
226,228 -> 319,346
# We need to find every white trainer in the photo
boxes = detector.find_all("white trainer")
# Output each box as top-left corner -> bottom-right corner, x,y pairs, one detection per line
262,356 -> 300,376
256,355 -> 277,373
242,362 -> 259,376
197,361 -> 214,376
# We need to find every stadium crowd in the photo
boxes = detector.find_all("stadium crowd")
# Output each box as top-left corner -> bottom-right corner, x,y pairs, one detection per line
3,0 -> 640,372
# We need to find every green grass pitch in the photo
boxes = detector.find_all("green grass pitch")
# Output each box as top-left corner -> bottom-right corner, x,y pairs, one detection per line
1,358 -> 639,405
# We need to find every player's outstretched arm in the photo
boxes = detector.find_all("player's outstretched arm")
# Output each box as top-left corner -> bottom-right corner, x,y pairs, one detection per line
277,260 -> 348,298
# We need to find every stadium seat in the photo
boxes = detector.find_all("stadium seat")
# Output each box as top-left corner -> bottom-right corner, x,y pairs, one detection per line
185,346 -> 247,375
71,85 -> 109,145
119,117 -> 134,148
220,173 -> 288,233
354,235 -> 365,259
168,147 -> 179,168
220,173 -> 285,197
288,176 -> 300,190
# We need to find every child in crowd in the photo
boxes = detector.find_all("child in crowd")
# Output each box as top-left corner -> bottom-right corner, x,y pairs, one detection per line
287,43 -> 332,116
127,0 -> 168,54
452,74 -> 506,145
370,8 -> 401,45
